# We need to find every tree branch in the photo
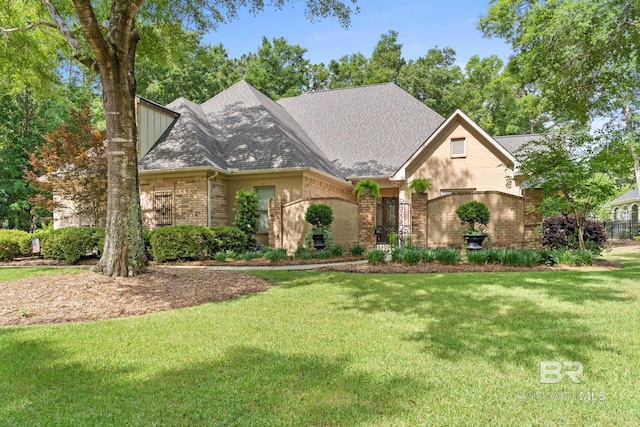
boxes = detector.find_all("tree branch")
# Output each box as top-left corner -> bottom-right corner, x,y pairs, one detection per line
0,21 -> 57,35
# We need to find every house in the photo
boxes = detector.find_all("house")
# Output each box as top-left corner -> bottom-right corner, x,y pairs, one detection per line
605,187 -> 640,239
55,80 -> 543,249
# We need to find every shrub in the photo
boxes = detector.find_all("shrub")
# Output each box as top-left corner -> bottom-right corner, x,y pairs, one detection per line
214,251 -> 227,262
551,249 -> 575,266
305,204 -> 334,228
456,200 -> 490,233
391,247 -> 403,262
368,249 -> 386,264
422,248 -> 436,263
315,249 -> 332,259
294,246 -> 314,260
329,244 -> 344,257
210,226 -> 248,253
389,232 -> 399,248
93,228 -> 106,256
401,247 -> 423,265
572,250 -> 595,266
40,227 -> 100,263
434,247 -> 462,265
467,250 -> 489,265
149,225 -> 215,262
263,247 -> 288,262
542,215 -> 606,253
0,230 -> 33,261
233,190 -> 259,247
348,244 -> 365,256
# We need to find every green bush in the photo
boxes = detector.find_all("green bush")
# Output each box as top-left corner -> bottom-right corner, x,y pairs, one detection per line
434,247 -> 462,265
401,247 -> 423,265
263,248 -> 288,262
467,250 -> 489,265
329,244 -> 344,257
210,226 -> 249,253
391,247 -> 403,262
368,249 -> 386,264
572,250 -> 595,266
348,244 -> 365,256
233,190 -> 259,247
40,227 -> 100,263
93,228 -> 106,256
214,251 -> 227,262
305,204 -> 334,227
0,230 -> 32,261
551,249 -> 575,266
422,248 -> 436,263
149,225 -> 216,262
294,246 -> 314,260
456,200 -> 490,233
315,249 -> 332,259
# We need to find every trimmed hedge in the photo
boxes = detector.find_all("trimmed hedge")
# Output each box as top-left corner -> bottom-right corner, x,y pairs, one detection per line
149,225 -> 216,262
40,227 -> 102,263
0,230 -> 32,261
210,226 -> 249,253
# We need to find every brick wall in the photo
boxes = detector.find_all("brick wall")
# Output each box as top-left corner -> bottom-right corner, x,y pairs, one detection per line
140,175 -> 209,229
523,188 -> 544,248
358,195 -> 377,250
303,175 -> 353,200
274,197 -> 359,252
209,178 -> 228,226
426,191 -> 539,248
411,193 -> 428,247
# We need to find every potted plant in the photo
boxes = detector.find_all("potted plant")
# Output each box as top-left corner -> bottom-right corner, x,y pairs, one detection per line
408,177 -> 432,194
353,178 -> 382,200
455,200 -> 490,250
304,203 -> 334,250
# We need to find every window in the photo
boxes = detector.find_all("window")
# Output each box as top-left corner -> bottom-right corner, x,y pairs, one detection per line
441,188 -> 476,196
154,192 -> 173,227
255,187 -> 275,232
451,138 -> 466,158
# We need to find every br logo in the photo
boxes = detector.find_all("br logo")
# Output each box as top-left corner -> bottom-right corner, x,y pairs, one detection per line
540,361 -> 583,384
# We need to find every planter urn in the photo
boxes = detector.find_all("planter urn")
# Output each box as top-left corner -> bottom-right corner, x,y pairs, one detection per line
312,234 -> 326,251
464,234 -> 487,251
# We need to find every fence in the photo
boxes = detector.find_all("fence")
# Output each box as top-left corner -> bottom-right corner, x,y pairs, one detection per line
605,220 -> 640,239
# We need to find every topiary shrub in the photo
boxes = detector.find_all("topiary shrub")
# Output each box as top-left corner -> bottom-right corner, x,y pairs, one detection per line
0,230 -> 32,261
40,227 -> 100,263
456,200 -> 490,234
149,225 -> 216,262
542,215 -> 606,253
305,204 -> 334,228
210,226 -> 248,253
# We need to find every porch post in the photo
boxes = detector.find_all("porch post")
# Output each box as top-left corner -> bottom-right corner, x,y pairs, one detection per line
358,194 -> 377,250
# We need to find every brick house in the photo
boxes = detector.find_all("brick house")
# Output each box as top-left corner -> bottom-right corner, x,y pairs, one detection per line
54,80 -> 543,249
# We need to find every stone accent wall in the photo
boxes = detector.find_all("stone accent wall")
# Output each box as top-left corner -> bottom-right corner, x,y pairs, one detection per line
523,188 -> 544,248
273,197 -> 358,252
411,193 -> 428,247
427,191 -> 533,248
358,195 -> 377,250
140,175 -> 208,230
303,175 -> 353,200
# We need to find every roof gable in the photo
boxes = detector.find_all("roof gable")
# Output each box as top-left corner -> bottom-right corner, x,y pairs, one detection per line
608,187 -> 640,205
138,97 -> 228,172
392,109 -> 518,181
278,83 -> 445,177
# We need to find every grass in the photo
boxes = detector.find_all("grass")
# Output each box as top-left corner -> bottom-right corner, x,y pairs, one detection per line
0,267 -> 84,282
1,249 -> 639,425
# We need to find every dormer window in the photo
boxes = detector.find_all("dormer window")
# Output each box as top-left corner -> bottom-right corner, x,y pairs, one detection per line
451,138 -> 466,158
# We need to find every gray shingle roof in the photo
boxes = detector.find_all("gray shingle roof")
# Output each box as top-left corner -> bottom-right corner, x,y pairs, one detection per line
277,83 -> 445,177
494,134 -> 543,155
199,81 -> 345,179
139,97 -> 227,171
609,187 -> 640,205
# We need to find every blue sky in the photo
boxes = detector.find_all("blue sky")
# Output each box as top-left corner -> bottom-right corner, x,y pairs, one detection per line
203,1 -> 512,66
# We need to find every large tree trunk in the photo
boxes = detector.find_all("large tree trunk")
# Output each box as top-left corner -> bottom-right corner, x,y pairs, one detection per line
92,61 -> 147,276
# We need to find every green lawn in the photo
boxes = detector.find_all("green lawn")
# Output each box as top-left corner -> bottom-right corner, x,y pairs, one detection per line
1,249 -> 639,426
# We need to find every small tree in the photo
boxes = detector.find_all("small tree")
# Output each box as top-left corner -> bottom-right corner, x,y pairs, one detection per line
456,200 -> 490,234
304,203 -> 334,248
233,189 -> 259,248
353,178 -> 382,200
515,131 -> 616,250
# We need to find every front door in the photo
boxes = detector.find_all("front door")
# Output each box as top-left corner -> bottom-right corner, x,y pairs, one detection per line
376,197 -> 398,244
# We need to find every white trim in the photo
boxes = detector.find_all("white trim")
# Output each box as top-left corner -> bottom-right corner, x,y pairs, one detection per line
391,109 -> 518,181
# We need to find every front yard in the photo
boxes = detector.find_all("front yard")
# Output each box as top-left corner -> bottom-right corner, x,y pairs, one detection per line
1,248 -> 639,425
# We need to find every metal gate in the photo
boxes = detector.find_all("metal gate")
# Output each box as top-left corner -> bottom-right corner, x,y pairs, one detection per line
376,197 -> 411,247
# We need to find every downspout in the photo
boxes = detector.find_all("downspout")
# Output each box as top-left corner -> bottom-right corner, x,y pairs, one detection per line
207,171 -> 219,227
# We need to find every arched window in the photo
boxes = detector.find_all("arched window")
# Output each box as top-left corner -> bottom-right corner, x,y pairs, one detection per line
632,204 -> 639,222
613,207 -> 619,221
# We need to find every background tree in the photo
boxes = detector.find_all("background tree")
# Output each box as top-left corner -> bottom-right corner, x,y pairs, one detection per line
479,0 -> 640,189
27,104 -> 107,229
1,0 -> 357,277
363,30 -> 405,84
328,52 -> 368,88
514,131 -> 617,250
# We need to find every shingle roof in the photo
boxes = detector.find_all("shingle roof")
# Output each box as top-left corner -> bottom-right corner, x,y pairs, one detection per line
199,81 -> 345,179
139,97 -> 227,171
494,134 -> 543,155
609,187 -> 640,205
277,83 -> 445,177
